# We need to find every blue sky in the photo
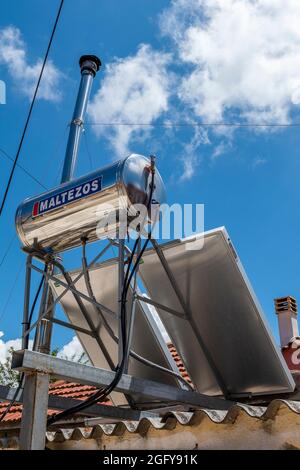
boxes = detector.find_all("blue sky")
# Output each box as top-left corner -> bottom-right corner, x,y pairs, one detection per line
1,0 -> 300,355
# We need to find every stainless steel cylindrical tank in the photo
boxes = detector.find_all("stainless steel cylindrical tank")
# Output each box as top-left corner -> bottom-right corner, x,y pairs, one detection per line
15,154 -> 166,253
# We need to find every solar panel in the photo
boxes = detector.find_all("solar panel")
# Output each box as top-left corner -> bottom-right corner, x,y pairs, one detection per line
138,227 -> 295,398
50,258 -> 183,407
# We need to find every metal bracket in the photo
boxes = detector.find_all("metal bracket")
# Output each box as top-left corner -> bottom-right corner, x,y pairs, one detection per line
12,349 -> 234,411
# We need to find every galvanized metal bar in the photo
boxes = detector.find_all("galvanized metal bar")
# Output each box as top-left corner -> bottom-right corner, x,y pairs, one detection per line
33,264 -> 50,350
134,291 -> 187,389
29,263 -> 117,318
19,372 -> 49,450
36,291 -> 54,354
29,258 -> 116,371
35,263 -> 54,353
49,317 -> 94,337
123,237 -> 140,373
22,254 -> 32,350
12,350 -> 234,410
150,238 -> 229,398
55,262 -> 116,371
118,238 -> 125,366
25,242 -> 112,339
150,239 -> 192,317
136,294 -> 186,319
112,240 -> 187,388
53,241 -> 112,308
0,385 -> 23,403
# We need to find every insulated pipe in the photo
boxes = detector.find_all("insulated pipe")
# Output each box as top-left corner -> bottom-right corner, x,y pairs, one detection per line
61,55 -> 101,183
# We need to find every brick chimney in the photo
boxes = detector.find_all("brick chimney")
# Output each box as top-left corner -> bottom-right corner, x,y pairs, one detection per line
274,296 -> 299,348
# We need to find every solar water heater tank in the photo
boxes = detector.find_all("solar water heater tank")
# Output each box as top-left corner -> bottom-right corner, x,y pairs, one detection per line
15,154 -> 166,252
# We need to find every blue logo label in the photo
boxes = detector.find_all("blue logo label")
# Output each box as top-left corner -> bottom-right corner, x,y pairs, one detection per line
33,177 -> 103,217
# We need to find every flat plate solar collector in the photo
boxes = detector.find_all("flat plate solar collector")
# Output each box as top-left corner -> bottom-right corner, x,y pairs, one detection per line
139,227 -> 295,398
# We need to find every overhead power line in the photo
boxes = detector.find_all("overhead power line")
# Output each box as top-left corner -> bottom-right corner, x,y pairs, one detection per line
0,234 -> 16,268
85,122 -> 300,128
0,147 -> 47,190
0,0 -> 64,218
0,261 -> 23,323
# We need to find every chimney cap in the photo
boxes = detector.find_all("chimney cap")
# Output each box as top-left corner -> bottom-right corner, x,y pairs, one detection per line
274,296 -> 297,315
79,55 -> 101,76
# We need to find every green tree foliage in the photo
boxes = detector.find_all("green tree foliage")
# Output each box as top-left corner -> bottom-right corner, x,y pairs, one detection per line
0,347 -> 20,387
0,346 -> 90,387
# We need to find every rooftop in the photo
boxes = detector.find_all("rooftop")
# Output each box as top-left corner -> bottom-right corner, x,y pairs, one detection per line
1,345 -> 300,450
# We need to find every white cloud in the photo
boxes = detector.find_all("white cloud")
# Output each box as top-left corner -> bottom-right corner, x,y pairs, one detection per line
88,44 -> 171,156
211,140 -> 231,161
0,331 -> 86,365
0,26 -> 62,102
0,331 -> 32,363
57,335 -> 87,363
161,0 -> 300,125
88,1 -> 300,177
252,156 -> 267,169
180,127 -> 210,180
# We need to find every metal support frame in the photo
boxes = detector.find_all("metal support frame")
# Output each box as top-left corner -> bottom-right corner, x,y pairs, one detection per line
15,236 -> 236,445
124,237 -> 140,373
118,237 -> 125,365
12,350 -> 234,412
30,263 -> 116,318
13,231 -> 239,450
136,294 -> 185,319
49,317 -> 95,337
23,241 -> 113,340
19,371 -> 49,450
22,254 -> 32,350
9,52 -> 232,449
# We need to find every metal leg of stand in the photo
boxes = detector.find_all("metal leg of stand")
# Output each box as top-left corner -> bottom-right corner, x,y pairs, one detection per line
35,263 -> 52,353
118,237 -> 125,366
22,254 -> 32,350
19,372 -> 49,450
33,280 -> 47,349
123,237 -> 140,373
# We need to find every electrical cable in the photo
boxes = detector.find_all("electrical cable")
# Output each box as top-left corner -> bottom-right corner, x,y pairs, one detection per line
0,234 -> 16,268
0,147 -> 47,190
0,0 -> 64,218
0,262 -> 23,323
83,130 -> 94,171
85,121 -> 300,128
28,276 -> 46,330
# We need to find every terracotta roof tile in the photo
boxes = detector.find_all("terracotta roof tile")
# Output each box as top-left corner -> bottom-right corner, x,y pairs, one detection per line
168,343 -> 193,386
0,380 -> 111,424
